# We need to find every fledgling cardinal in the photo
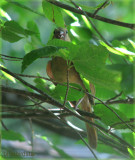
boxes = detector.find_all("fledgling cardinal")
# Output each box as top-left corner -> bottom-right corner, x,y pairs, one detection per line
46,28 -> 97,149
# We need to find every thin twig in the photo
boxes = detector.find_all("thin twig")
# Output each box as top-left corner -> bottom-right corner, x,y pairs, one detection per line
93,0 -> 110,17
29,118 -> 34,152
74,97 -> 84,109
1,114 -> 54,119
63,67 -> 69,108
103,97 -> 135,105
14,73 -> 51,82
106,91 -> 123,102
75,131 -> 98,160
1,120 -> 8,131
64,119 -> 98,160
70,0 -> 111,47
109,119 -> 135,131
1,57 -> 21,61
76,109 -> 100,120
0,54 -> 23,60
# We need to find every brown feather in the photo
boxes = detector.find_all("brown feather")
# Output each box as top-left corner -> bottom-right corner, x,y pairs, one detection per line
46,28 -> 97,148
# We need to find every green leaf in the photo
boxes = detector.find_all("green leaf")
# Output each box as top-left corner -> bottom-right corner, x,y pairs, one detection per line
0,65 -> 16,83
48,39 -> 76,50
6,1 -> 42,17
4,20 -> 36,36
123,132 -> 135,146
119,103 -> 134,118
0,27 -> 23,43
128,39 -> 135,50
42,0 -> 64,27
4,20 -> 26,35
69,26 -> 92,41
95,86 -> 116,99
72,43 -> 121,90
42,0 -> 53,21
22,46 -> 59,72
47,39 -> 77,60
75,0 -> 110,12
94,104 -> 129,129
0,0 -> 7,5
107,64 -> 134,93
2,130 -> 25,141
97,143 -> 120,156
51,83 -> 84,101
25,21 -> 42,52
33,73 -> 49,92
53,5 -> 65,28
0,156 -> 6,160
27,21 -> 41,40
24,41 -> 33,53
36,135 -> 73,159
100,40 -> 135,58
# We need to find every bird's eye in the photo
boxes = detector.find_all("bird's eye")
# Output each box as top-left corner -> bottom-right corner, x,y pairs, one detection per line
54,29 -> 58,34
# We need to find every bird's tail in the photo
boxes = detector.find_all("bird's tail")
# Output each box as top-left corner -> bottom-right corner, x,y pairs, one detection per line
81,95 -> 97,149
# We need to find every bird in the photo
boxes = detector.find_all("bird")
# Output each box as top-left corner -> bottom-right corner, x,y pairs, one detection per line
46,27 -> 97,149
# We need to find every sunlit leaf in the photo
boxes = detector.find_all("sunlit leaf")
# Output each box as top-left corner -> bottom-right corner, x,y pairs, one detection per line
128,39 -> 135,49
128,148 -> 135,158
69,26 -> 92,41
0,65 -> 16,83
0,8 -> 11,20
63,9 -> 78,21
0,156 -> 6,160
100,40 -> 135,58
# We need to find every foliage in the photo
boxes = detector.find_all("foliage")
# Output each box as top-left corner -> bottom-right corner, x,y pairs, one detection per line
2,130 -> 25,141
0,0 -> 134,159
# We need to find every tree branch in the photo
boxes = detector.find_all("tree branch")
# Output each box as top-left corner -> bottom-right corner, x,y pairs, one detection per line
47,0 -> 135,30
105,97 -> 135,105
2,86 -> 56,105
0,67 -> 134,150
